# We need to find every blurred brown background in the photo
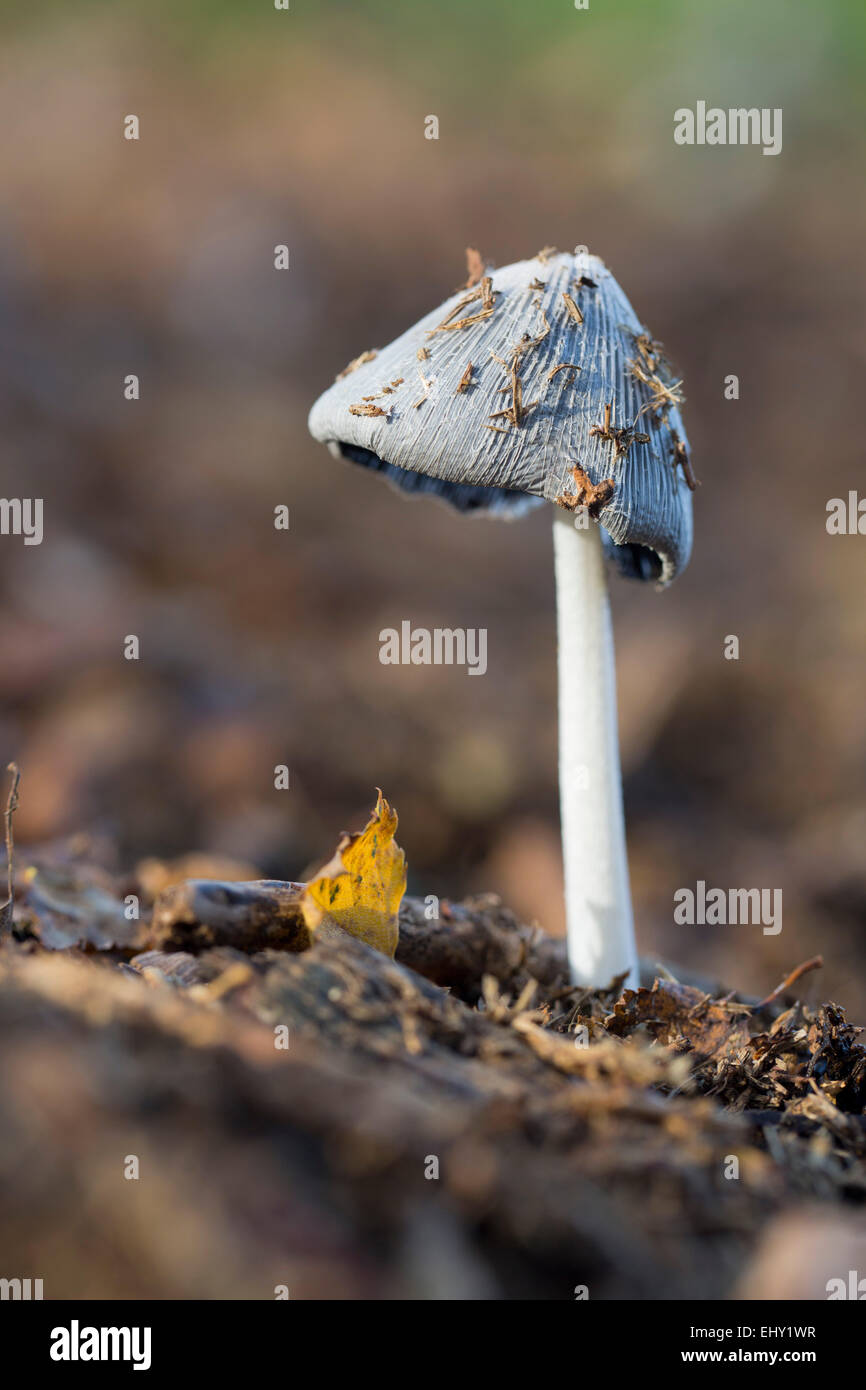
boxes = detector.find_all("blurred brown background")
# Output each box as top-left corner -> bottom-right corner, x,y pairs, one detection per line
0,1 -> 864,1008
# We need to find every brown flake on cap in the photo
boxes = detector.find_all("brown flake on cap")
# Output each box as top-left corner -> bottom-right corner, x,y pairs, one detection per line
547,362 -> 582,383
455,362 -> 473,395
628,354 -> 685,427
557,464 -> 615,519
428,277 -> 496,336
590,402 -> 650,459
671,430 -> 698,491
561,292 -> 584,325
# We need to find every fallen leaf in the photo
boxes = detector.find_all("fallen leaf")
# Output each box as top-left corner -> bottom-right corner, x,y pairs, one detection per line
301,792 -> 407,957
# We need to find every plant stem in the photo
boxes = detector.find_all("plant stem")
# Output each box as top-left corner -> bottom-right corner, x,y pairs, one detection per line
552,510 -> 638,988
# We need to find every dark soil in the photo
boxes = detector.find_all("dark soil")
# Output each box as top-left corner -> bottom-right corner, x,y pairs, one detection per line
1,844 -> 865,1300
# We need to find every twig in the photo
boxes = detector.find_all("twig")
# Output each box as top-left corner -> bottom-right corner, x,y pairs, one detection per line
629,359 -> 685,424
591,403 -> 649,458
590,402 -> 615,441
487,354 -> 537,430
428,277 -> 496,335
754,956 -> 824,1012
0,762 -> 20,937
670,429 -> 698,490
546,362 -> 582,383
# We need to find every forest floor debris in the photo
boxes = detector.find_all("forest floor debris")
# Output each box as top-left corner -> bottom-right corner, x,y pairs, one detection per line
1,828 -> 864,1299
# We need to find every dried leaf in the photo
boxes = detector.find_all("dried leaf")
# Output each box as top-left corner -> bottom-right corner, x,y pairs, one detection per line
301,792 -> 407,957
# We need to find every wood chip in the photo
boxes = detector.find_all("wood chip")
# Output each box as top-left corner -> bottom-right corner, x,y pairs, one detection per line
455,362 -> 473,395
562,292 -> 583,325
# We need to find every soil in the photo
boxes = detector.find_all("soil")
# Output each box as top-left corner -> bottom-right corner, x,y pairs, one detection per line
1,844 -> 864,1301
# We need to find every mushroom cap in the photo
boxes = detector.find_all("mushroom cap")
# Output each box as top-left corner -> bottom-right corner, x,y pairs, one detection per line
308,249 -> 693,583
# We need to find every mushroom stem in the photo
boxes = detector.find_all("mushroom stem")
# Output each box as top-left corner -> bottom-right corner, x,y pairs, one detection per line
553,509 -> 638,988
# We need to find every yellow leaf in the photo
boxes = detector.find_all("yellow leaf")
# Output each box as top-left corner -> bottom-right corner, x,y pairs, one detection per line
301,791 -> 407,957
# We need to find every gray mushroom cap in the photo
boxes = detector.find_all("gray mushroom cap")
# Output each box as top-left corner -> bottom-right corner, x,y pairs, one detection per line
308,249 -> 693,584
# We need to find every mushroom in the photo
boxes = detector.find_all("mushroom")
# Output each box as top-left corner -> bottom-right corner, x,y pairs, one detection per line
308,248 -> 694,988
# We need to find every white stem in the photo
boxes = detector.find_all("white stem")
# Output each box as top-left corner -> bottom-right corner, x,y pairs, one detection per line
553,510 -> 638,989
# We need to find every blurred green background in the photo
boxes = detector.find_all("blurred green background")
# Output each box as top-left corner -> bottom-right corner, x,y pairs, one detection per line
0,0 -> 864,1006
